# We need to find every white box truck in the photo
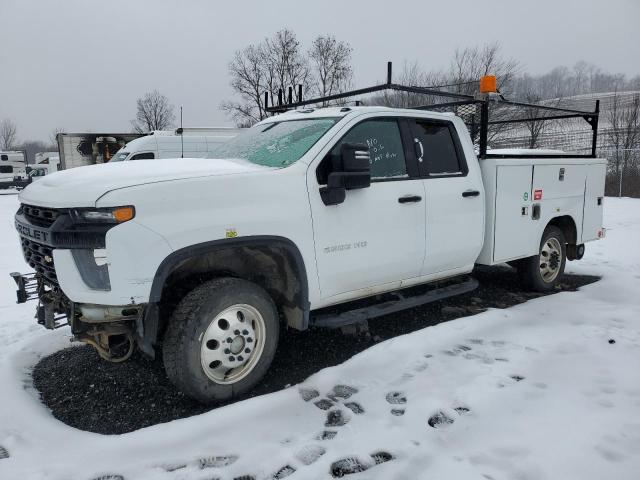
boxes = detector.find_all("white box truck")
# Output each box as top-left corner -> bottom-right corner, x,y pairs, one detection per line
11,71 -> 606,404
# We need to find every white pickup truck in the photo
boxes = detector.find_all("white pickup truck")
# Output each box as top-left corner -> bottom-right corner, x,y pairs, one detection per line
12,102 -> 606,403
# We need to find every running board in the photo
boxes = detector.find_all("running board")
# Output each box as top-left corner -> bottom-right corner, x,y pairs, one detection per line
310,277 -> 479,328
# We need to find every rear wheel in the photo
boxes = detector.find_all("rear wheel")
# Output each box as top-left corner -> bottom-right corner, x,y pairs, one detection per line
517,226 -> 566,292
162,277 -> 279,404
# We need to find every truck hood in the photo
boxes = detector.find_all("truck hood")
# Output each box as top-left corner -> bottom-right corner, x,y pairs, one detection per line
19,158 -> 267,208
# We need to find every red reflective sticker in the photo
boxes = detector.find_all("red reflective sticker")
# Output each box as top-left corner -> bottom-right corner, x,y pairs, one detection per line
534,189 -> 543,200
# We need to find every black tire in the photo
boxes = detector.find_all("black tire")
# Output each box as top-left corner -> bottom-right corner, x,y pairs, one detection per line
517,226 -> 566,292
162,277 -> 279,404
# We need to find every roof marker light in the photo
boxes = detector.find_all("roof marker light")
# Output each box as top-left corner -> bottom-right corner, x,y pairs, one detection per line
479,75 -> 497,94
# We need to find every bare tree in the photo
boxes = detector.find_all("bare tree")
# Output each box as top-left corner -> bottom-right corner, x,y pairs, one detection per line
263,29 -> 310,105
517,89 -> 567,149
49,127 -> 65,147
308,35 -> 353,102
365,43 -> 517,111
0,118 -> 18,150
608,92 -> 640,196
131,90 -> 175,133
448,42 -> 519,95
222,29 -> 311,126
221,45 -> 267,124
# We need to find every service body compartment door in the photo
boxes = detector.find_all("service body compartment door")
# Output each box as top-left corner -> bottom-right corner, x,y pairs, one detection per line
582,163 -> 606,242
493,165 -> 537,262
532,164 -> 587,243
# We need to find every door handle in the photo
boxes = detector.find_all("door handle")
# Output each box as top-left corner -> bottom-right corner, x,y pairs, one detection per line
398,195 -> 422,204
413,138 -> 424,162
462,190 -> 480,198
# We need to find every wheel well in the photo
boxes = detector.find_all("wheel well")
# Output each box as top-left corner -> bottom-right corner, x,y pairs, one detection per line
142,238 -> 309,354
548,215 -> 577,245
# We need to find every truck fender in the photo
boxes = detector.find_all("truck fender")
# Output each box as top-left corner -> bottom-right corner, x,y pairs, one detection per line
138,235 -> 310,357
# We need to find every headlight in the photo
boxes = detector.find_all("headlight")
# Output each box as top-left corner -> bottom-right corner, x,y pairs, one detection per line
71,206 -> 135,224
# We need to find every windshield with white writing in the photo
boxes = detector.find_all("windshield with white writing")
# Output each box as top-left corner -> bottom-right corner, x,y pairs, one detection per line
209,118 -> 338,167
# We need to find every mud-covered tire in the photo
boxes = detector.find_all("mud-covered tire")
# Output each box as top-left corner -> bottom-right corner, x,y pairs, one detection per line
518,226 -> 566,292
162,277 -> 279,404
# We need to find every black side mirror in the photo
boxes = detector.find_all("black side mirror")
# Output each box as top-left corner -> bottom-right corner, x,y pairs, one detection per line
320,143 -> 371,205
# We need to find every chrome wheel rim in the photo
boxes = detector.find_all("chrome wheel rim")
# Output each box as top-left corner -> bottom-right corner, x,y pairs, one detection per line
200,304 -> 266,384
539,237 -> 562,283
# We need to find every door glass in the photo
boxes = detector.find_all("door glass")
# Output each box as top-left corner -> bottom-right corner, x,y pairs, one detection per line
412,121 -> 461,176
333,119 -> 407,180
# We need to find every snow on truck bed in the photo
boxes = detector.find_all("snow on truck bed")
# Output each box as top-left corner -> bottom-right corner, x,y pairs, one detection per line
0,195 -> 639,480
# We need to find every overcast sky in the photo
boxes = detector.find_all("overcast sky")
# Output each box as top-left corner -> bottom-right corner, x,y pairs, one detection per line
1,0 -> 639,141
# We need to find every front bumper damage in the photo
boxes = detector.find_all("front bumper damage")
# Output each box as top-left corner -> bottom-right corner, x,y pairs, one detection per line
11,204 -> 146,362
11,270 -> 144,362
11,271 -> 71,329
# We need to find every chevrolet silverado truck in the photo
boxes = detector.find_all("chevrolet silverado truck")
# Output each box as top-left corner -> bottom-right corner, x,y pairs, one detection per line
11,90 -> 606,403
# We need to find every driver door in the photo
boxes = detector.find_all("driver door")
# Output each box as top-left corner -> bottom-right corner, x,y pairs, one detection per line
308,117 -> 426,301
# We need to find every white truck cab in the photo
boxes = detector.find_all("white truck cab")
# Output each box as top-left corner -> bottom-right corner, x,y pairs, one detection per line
11,81 -> 606,404
110,128 -> 242,162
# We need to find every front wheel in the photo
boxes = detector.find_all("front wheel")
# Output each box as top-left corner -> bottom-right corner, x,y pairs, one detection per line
517,226 -> 566,292
162,277 -> 279,404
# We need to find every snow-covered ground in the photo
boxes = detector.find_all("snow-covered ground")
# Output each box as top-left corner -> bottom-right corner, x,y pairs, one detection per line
0,193 -> 639,480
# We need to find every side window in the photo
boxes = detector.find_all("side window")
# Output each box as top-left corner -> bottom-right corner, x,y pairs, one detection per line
412,120 -> 464,176
130,152 -> 155,160
0,166 -> 13,173
318,119 -> 407,183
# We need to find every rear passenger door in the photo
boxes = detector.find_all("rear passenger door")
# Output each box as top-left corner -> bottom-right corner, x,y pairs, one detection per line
409,118 -> 484,274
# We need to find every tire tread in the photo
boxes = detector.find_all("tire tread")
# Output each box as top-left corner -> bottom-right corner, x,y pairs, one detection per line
162,277 -> 273,402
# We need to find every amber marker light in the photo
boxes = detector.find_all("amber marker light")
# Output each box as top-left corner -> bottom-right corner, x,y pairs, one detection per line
113,206 -> 135,223
479,75 -> 497,94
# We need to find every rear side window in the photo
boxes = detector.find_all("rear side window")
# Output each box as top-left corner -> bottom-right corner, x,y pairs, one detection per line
0,166 -> 13,173
130,152 -> 155,160
412,120 -> 464,176
1,155 -> 7,161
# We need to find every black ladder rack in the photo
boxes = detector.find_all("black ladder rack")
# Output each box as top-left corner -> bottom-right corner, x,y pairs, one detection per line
264,62 -> 600,159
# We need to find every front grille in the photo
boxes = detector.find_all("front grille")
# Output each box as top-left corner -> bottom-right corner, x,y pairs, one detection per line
22,204 -> 62,228
21,238 -> 58,285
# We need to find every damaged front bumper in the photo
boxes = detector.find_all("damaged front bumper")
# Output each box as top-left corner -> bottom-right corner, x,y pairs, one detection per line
10,270 -> 144,362
11,271 -> 72,330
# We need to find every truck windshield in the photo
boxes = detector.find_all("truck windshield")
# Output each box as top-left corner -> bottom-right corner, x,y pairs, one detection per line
209,118 -> 338,167
111,151 -> 129,162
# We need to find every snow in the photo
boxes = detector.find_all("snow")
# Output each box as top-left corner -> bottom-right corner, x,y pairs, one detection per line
0,193 -> 639,479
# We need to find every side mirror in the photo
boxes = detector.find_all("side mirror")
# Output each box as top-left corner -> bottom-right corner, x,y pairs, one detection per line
320,143 -> 371,205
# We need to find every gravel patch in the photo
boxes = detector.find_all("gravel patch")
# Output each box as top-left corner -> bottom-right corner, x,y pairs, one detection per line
32,266 -> 598,434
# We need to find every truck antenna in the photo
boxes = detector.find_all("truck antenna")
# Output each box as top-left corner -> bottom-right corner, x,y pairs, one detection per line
180,106 -> 184,159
